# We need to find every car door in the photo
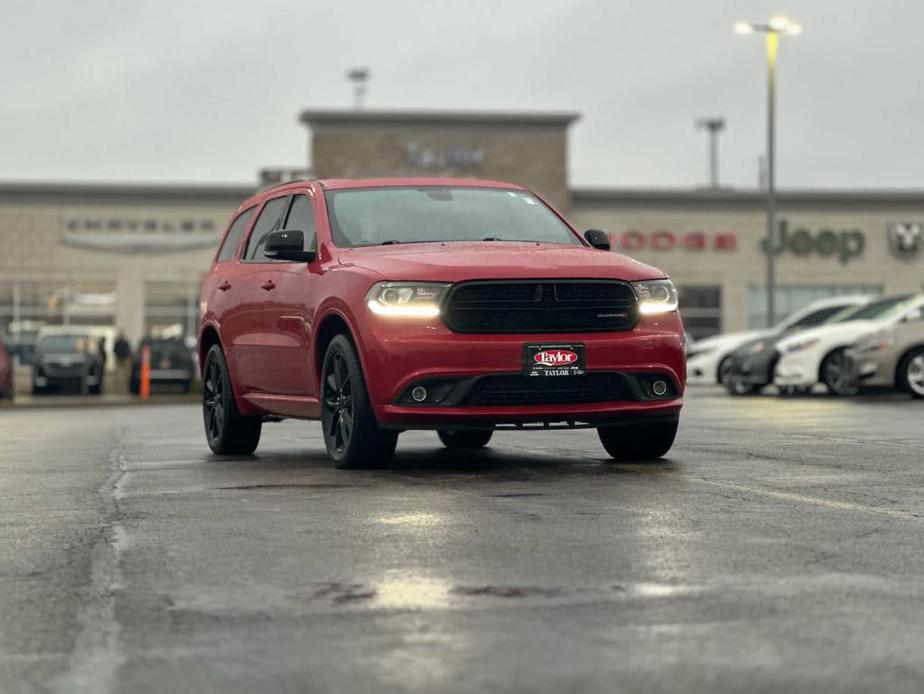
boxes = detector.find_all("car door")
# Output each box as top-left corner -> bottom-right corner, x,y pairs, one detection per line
250,192 -> 319,396
225,195 -> 290,393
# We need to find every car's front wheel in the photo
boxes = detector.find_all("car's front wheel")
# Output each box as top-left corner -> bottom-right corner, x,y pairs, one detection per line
598,420 -> 678,461
202,344 -> 262,455
321,335 -> 398,469
897,347 -> 924,399
438,429 -> 493,449
821,348 -> 858,396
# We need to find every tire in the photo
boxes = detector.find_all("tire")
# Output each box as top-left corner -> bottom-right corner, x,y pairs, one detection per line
321,335 -> 398,469
717,356 -> 734,387
438,429 -> 493,449
598,419 -> 678,461
820,348 -> 858,396
723,371 -> 762,396
202,344 -> 262,455
896,347 -> 924,399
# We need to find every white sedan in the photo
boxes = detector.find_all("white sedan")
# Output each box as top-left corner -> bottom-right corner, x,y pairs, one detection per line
774,294 -> 923,395
686,295 -> 871,385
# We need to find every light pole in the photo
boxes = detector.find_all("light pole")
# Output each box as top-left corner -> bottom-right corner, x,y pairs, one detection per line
347,68 -> 370,110
735,16 -> 801,327
695,117 -> 726,188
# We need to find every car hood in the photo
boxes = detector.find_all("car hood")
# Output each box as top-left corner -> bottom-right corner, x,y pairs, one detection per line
776,319 -> 890,350
689,329 -> 776,355
337,242 -> 667,282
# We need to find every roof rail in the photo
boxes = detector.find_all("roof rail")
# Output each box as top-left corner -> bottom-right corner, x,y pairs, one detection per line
258,178 -> 315,193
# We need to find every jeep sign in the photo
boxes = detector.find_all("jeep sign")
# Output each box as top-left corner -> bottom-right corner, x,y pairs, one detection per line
761,219 -> 865,264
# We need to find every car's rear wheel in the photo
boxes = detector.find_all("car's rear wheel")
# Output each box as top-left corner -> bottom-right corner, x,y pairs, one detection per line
438,429 -> 493,449
820,348 -> 857,396
598,420 -> 678,461
202,344 -> 262,455
321,335 -> 398,469
897,347 -> 924,399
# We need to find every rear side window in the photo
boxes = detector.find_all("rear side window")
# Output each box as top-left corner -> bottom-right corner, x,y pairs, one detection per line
216,207 -> 255,262
244,197 -> 288,261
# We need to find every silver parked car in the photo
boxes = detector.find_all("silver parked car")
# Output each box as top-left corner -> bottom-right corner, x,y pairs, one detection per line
851,304 -> 924,398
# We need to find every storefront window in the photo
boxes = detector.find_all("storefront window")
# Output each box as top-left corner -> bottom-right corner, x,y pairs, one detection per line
0,280 -> 116,334
144,281 -> 201,338
679,285 -> 722,339
748,284 -> 883,329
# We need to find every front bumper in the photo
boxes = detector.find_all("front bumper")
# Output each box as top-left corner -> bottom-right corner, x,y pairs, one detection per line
357,313 -> 686,429
849,348 -> 896,388
773,349 -> 823,388
727,349 -> 778,387
686,351 -> 721,385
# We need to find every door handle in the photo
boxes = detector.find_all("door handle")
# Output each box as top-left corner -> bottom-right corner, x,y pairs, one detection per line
261,280 -> 276,291
218,280 -> 232,291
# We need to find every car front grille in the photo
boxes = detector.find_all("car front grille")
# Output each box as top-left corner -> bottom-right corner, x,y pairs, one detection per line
463,373 -> 631,407
442,280 -> 638,333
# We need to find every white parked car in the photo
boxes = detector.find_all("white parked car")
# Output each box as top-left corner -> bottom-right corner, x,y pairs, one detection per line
774,294 -> 923,395
686,295 -> 872,386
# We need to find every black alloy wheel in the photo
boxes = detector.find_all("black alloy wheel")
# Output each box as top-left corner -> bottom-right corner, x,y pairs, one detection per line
820,348 -> 858,396
323,350 -> 354,457
202,344 -> 262,455
437,429 -> 493,449
320,335 -> 398,469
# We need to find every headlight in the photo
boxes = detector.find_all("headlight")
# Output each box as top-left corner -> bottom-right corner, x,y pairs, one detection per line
633,279 -> 678,316
365,282 -> 451,318
856,335 -> 894,353
782,337 -> 819,354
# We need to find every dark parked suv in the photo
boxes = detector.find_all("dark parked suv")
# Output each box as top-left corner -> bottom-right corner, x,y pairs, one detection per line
198,178 -> 686,468
129,337 -> 195,394
32,331 -> 103,395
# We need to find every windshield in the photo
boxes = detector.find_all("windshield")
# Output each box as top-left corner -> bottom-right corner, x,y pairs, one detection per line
39,335 -> 91,354
830,295 -> 913,322
325,187 -> 581,248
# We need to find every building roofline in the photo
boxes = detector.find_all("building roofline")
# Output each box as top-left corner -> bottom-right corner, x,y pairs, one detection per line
299,108 -> 581,127
0,180 -> 255,200
572,186 -> 924,208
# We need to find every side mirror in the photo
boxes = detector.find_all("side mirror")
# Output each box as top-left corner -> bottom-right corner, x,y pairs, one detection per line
584,229 -> 611,251
263,229 -> 316,262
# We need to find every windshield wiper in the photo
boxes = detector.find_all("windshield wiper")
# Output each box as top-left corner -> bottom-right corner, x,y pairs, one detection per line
380,240 -> 402,245
482,237 -> 503,241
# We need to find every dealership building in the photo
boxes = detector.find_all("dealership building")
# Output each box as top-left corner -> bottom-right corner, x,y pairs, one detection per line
2,108 -> 924,344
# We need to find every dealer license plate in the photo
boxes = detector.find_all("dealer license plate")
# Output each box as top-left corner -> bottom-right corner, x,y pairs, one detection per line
524,343 -> 586,377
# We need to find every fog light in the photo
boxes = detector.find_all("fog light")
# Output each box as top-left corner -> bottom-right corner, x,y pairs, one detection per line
411,386 -> 428,403
652,380 -> 668,397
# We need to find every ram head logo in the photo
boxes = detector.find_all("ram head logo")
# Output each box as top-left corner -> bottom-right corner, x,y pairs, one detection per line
888,222 -> 924,259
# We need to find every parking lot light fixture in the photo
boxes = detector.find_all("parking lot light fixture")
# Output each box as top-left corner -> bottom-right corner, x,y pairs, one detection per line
734,16 -> 802,327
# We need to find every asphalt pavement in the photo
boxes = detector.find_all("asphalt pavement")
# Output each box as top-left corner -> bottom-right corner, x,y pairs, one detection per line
2,388 -> 924,694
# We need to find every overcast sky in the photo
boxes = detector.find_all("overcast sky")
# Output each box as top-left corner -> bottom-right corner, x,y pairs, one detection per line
2,0 -> 923,190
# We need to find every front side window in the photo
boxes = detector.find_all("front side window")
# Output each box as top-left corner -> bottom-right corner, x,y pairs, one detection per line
325,187 -> 580,248
216,207 -> 255,262
284,195 -> 318,250
244,197 -> 288,261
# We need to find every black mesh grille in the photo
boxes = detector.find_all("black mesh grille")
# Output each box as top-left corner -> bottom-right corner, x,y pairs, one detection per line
464,373 -> 630,407
443,281 -> 638,333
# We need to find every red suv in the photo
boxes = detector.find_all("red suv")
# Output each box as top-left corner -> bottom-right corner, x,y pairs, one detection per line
198,178 -> 685,468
